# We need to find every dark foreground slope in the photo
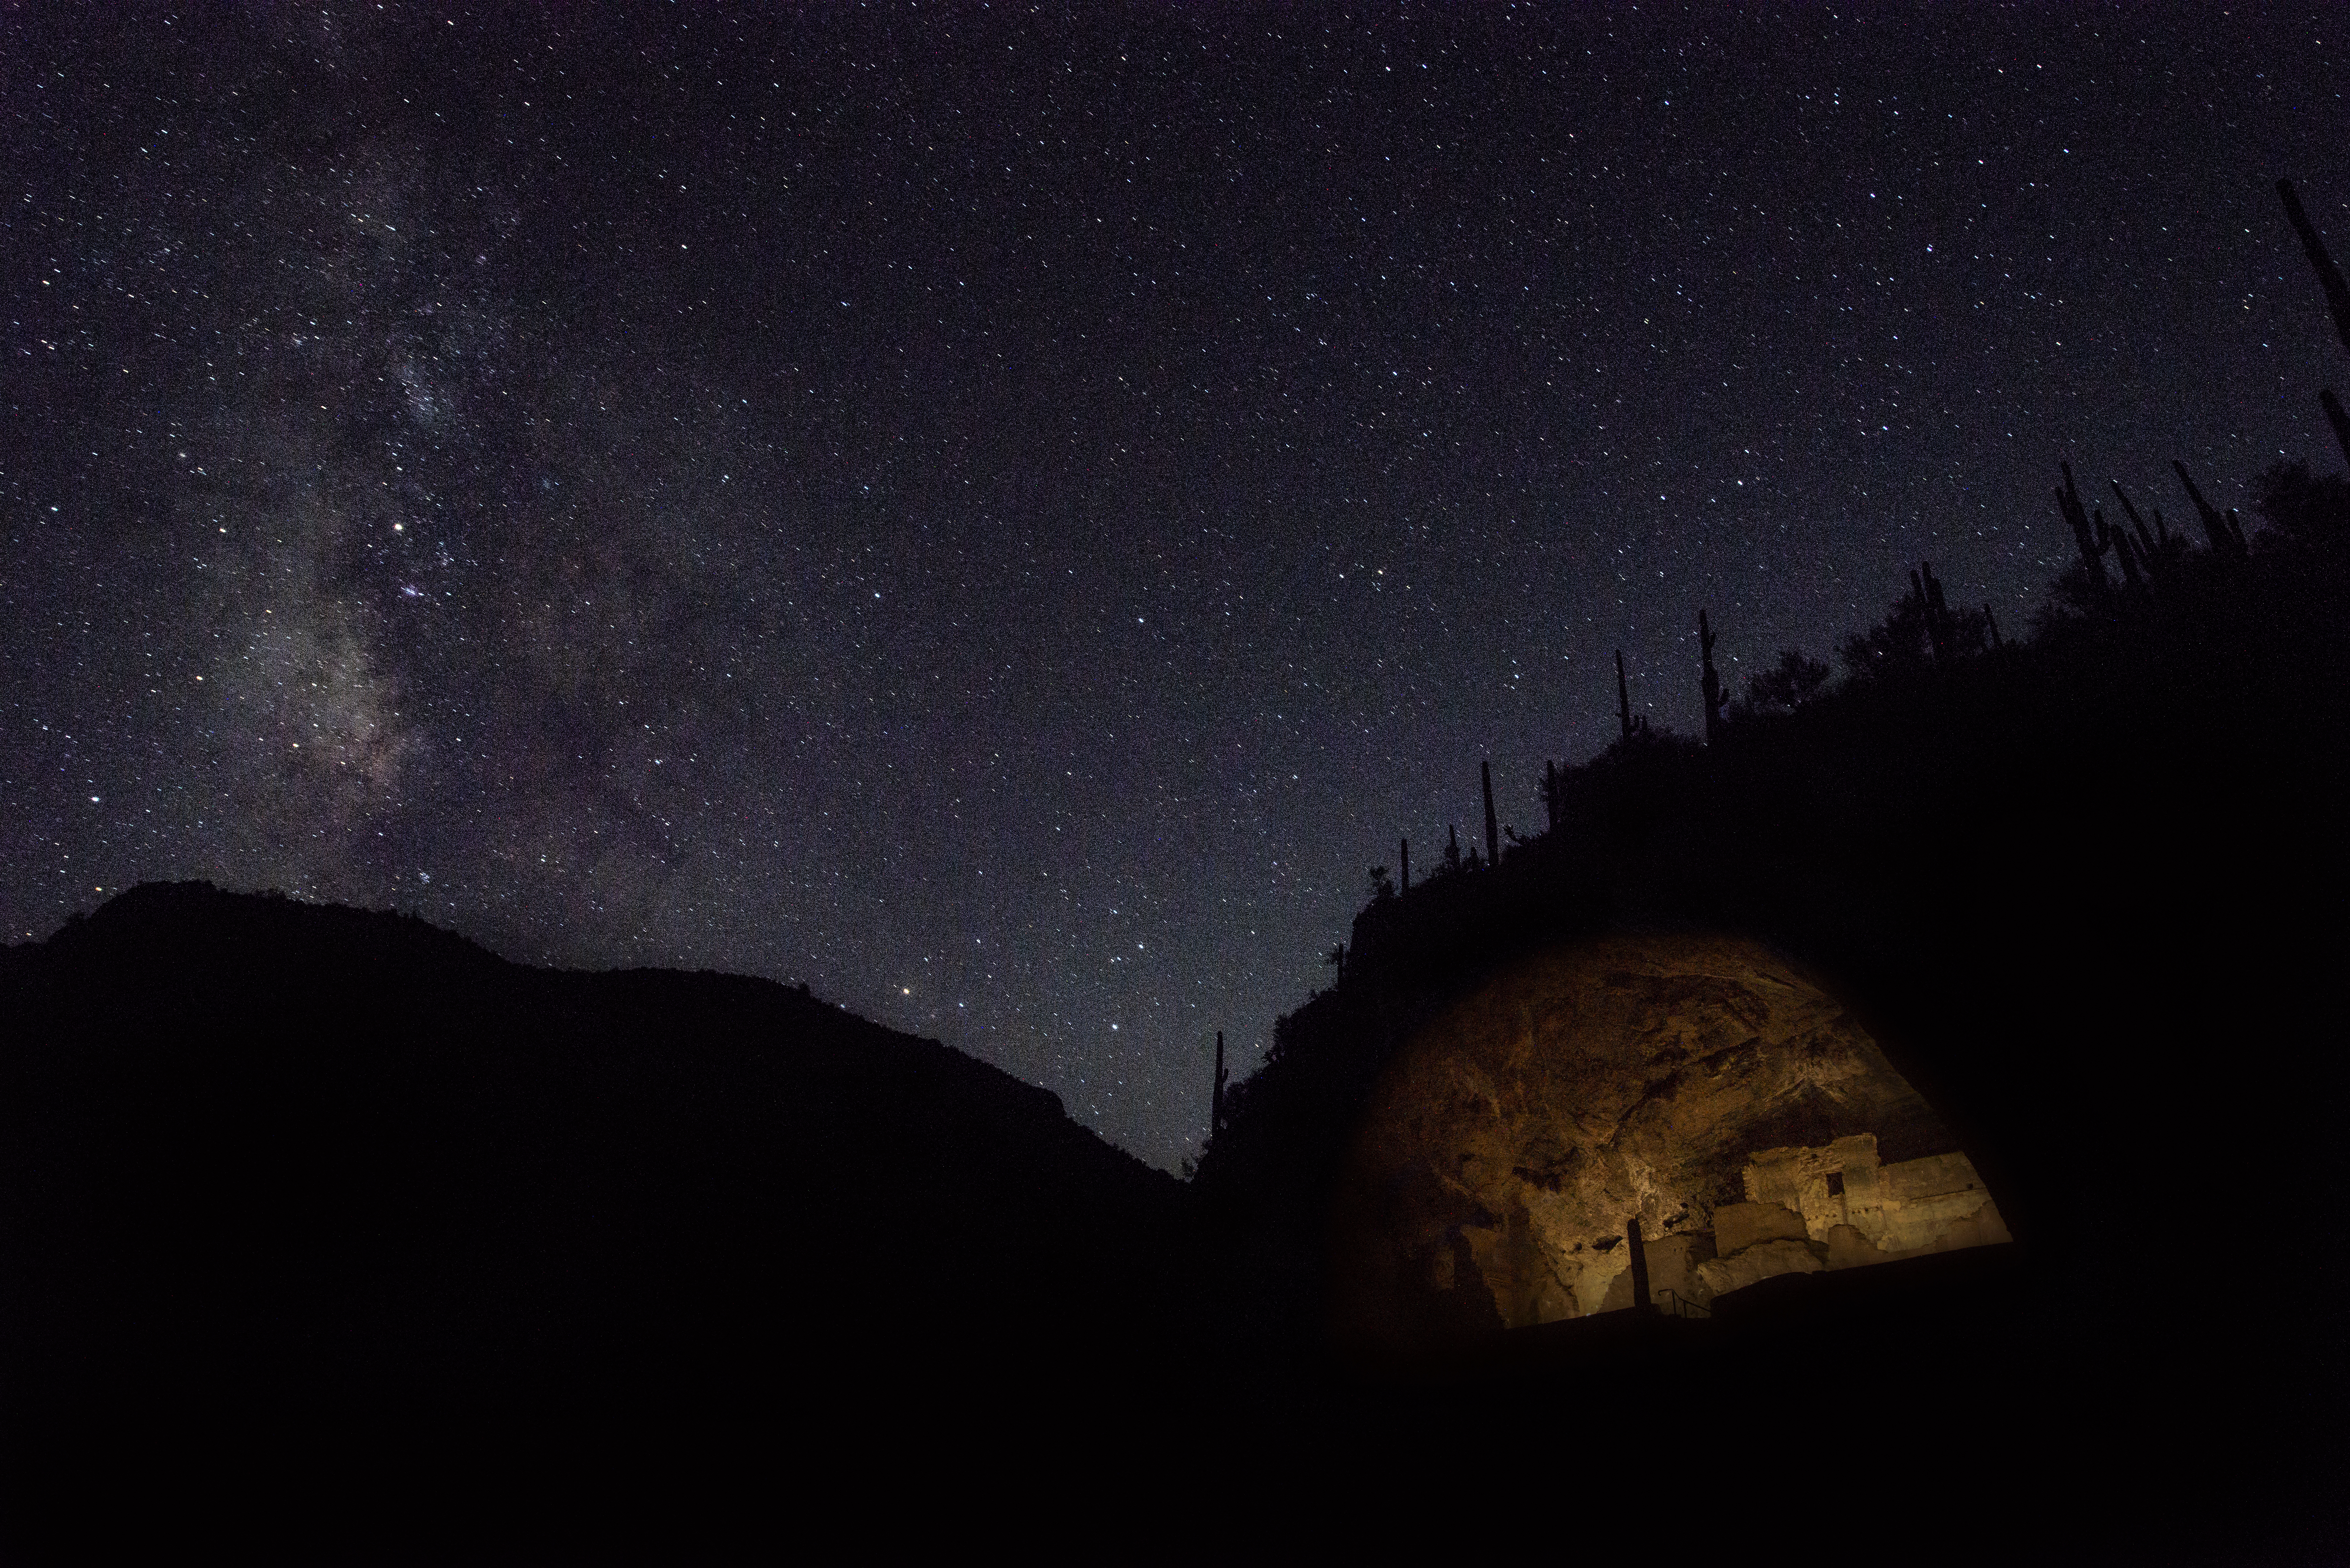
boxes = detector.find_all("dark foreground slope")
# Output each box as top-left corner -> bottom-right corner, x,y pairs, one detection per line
1194,531 -> 2350,1562
0,885 -> 1192,1561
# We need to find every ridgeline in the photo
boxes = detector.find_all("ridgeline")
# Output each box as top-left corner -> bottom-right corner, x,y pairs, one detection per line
0,884 -> 1199,1559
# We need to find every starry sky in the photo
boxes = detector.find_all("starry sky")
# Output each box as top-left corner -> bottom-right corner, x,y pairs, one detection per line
4,3 -> 2342,1170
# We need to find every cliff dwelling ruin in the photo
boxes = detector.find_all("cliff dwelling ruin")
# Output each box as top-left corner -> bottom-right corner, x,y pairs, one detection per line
1330,933 -> 2010,1348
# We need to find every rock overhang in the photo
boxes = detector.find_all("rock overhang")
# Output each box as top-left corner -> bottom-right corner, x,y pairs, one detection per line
1328,931 -> 2010,1352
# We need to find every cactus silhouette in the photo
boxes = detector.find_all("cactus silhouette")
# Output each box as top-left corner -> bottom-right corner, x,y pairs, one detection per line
2278,178 -> 2350,359
2273,182 -> 2350,475
2057,462 -> 2112,597
1212,1030 -> 1228,1136
2173,461 -> 2249,559
2322,388 -> 2350,471
1482,761 -> 1499,867
1614,650 -> 1650,740
2097,508 -> 2147,592
1925,562 -> 1954,648
1909,564 -> 1958,657
2110,480 -> 2180,576
1698,610 -> 1727,740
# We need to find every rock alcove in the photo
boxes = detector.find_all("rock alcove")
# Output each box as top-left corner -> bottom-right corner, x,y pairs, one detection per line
1329,933 -> 2009,1350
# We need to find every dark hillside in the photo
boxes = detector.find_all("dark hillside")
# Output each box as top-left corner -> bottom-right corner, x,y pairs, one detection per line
0,883 -> 1193,1559
1193,521 -> 2347,1557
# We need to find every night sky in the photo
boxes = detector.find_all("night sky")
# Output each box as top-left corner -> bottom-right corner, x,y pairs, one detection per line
4,4 -> 2340,1171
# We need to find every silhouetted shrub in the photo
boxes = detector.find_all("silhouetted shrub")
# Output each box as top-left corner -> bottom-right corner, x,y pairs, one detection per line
1838,579 -> 1990,679
2253,458 -> 2350,546
1730,647 -> 1832,719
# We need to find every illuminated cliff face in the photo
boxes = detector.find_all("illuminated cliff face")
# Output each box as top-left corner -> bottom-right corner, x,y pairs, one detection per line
1329,934 -> 2009,1349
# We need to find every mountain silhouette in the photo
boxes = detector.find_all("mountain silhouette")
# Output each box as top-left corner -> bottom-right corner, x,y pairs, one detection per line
0,882 -> 1194,1559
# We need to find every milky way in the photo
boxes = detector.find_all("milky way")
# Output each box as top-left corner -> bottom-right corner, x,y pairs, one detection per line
4,5 -> 2342,1167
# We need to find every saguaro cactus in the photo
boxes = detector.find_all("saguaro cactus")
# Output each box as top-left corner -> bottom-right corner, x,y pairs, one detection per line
2173,461 -> 2249,558
1212,1030 -> 1228,1136
1614,650 -> 1649,740
2273,182 -> 2350,472
1481,761 -> 1499,868
2322,388 -> 2350,471
2110,480 -> 2176,575
1698,610 -> 1727,741
1910,564 -> 1957,658
2097,509 -> 2146,592
2057,462 -> 2111,596
1543,760 -> 1562,832
2278,178 -> 2350,359
1399,836 -> 1410,894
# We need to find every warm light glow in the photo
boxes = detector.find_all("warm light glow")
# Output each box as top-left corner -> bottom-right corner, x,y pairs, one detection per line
1330,933 -> 2009,1348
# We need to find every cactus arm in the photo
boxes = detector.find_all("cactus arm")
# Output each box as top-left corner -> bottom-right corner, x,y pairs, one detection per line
2319,388 -> 2350,471
2172,461 -> 2246,558
2278,178 -> 2350,359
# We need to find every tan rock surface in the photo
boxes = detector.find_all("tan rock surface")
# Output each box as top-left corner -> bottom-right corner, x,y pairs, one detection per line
1821,1222 -> 1887,1270
1695,1237 -> 1828,1296
1329,932 -> 1980,1348
1714,1200 -> 1815,1255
